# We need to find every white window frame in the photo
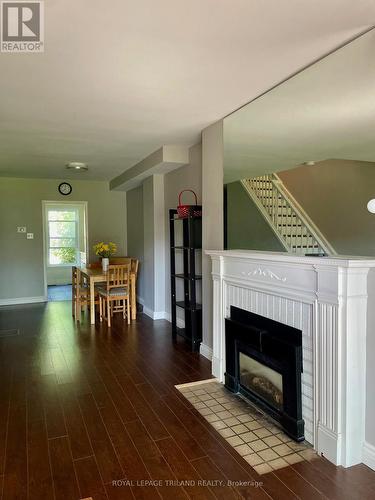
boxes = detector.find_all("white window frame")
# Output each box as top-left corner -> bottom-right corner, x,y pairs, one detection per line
46,206 -> 79,267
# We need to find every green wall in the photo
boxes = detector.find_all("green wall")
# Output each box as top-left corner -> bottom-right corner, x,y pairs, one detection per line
0,177 -> 126,302
279,160 -> 375,256
226,181 -> 285,252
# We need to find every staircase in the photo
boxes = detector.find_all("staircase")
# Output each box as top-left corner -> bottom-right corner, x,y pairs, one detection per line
241,174 -> 336,255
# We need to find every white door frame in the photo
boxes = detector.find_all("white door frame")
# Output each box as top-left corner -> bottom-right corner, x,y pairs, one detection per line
42,200 -> 88,298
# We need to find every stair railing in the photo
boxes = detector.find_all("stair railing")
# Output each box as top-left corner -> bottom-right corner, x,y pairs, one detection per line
241,174 -> 336,255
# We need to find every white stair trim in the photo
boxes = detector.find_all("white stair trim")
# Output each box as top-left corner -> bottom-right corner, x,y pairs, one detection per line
240,179 -> 289,252
273,173 -> 336,255
242,174 -> 336,256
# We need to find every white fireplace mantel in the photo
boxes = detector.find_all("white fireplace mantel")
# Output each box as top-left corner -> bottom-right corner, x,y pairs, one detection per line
206,249 -> 375,468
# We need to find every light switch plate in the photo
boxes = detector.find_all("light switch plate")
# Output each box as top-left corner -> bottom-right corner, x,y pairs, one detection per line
17,227 -> 26,233
27,233 -> 34,239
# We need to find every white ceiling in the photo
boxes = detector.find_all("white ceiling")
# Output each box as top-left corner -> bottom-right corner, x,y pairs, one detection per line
0,0 -> 374,181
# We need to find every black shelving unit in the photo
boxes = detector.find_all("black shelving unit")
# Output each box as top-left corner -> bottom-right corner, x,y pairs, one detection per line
169,207 -> 202,351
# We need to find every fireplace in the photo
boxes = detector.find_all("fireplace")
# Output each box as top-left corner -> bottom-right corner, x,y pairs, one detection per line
224,306 -> 304,441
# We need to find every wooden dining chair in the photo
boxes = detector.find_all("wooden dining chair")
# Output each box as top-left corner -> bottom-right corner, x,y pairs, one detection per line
109,256 -> 131,265
97,264 -> 131,327
72,266 -> 89,321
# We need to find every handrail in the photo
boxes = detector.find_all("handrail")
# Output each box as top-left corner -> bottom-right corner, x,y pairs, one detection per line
242,174 -> 336,255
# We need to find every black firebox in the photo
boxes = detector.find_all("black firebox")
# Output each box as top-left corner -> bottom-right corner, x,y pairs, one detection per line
225,306 -> 304,441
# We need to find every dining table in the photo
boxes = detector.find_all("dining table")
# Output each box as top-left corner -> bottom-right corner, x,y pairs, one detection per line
79,266 -> 137,324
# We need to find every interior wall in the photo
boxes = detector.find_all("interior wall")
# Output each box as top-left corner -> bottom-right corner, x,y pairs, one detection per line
164,142 -> 202,324
0,177 -> 126,302
202,120 -> 224,354
278,160 -> 375,256
226,181 -> 285,252
126,185 -> 145,301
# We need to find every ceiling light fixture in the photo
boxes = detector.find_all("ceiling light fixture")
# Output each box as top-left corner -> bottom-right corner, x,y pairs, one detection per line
66,162 -> 89,171
303,161 -> 316,166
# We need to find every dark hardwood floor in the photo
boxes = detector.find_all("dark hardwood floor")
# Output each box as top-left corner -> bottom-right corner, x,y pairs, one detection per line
0,301 -> 374,500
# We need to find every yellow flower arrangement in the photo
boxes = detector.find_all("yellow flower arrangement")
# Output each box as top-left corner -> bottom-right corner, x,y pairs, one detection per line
93,241 -> 117,258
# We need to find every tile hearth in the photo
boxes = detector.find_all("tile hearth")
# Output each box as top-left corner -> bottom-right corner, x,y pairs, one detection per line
176,379 -> 316,475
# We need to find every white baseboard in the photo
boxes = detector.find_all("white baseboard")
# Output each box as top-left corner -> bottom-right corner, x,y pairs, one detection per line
363,441 -> 375,471
0,296 -> 47,306
142,305 -> 169,321
200,343 -> 213,361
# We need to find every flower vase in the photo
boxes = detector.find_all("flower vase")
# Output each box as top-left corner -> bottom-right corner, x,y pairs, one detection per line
102,257 -> 109,272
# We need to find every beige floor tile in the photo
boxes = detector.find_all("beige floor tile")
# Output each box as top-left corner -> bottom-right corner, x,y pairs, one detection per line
210,404 -> 226,413
241,431 -> 258,443
288,441 -> 308,451
258,449 -> 279,462
235,444 -> 253,456
268,457 -> 288,470
199,394 -> 212,402
249,439 -> 268,452
253,463 -> 273,475
205,399 -> 220,407
267,424 -> 282,434
229,408 -> 246,416
188,396 -> 200,403
212,421 -> 227,430
200,408 -> 213,416
245,421 -> 263,431
254,428 -> 272,439
194,389 -> 206,395
227,435 -> 244,447
273,444 -> 293,457
216,410 -> 232,419
275,433 -> 290,443
231,424 -> 249,435
237,414 -> 254,424
223,417 -> 240,426
216,397 -> 229,404
263,435 -> 283,447
243,453 -> 264,467
193,402 -> 207,410
226,436 -> 244,446
205,414 -> 221,423
222,403 -> 235,410
299,449 -> 317,461
219,428 -> 235,438
284,453 -> 303,465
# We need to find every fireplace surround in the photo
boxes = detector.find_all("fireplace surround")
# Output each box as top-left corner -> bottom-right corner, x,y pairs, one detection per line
206,250 -> 375,467
225,306 -> 304,441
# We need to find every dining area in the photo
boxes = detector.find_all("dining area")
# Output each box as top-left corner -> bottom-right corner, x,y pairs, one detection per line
71,242 -> 139,327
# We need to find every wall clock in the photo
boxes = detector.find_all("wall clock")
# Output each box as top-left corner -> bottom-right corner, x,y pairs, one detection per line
58,182 -> 72,196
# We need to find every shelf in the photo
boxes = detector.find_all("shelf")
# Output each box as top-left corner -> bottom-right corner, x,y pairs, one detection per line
174,328 -> 201,347
169,207 -> 202,351
172,273 -> 202,281
176,301 -> 202,311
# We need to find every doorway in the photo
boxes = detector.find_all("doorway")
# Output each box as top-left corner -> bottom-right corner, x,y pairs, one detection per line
42,201 -> 88,301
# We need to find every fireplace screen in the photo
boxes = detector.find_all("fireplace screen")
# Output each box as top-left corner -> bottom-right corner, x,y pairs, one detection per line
239,352 -> 283,410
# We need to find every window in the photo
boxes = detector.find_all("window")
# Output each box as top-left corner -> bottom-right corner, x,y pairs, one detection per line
47,208 -> 79,266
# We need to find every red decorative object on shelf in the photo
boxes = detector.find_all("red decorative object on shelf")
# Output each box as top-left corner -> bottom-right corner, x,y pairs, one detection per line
177,190 -> 202,218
